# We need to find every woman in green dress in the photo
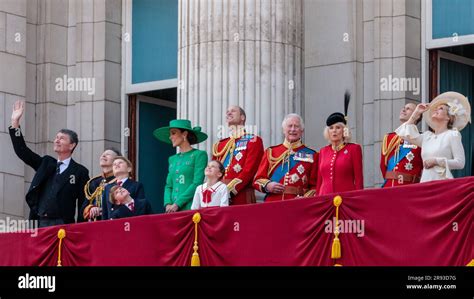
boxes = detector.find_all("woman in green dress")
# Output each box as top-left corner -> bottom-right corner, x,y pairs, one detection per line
153,119 -> 208,212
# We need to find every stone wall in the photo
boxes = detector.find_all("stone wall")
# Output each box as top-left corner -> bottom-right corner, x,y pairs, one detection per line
304,0 -> 421,188
0,0 -> 122,220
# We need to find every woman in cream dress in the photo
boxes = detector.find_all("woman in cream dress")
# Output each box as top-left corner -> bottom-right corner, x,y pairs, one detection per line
395,92 -> 471,182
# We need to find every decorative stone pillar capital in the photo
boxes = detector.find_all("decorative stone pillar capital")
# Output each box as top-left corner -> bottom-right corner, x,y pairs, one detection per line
178,0 -> 304,151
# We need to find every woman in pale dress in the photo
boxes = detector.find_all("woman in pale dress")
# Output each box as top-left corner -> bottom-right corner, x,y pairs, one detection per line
395,92 -> 471,182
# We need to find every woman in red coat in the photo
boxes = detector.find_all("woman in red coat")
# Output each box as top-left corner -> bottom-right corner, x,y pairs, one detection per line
317,112 -> 363,195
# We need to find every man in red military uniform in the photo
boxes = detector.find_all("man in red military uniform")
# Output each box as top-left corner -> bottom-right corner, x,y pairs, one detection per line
253,114 -> 318,202
212,106 -> 264,205
380,103 -> 423,187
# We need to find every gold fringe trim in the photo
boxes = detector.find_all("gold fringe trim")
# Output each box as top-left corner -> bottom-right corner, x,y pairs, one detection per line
83,176 -> 117,220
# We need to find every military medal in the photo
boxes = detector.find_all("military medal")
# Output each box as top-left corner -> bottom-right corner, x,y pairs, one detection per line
290,173 -> 299,183
235,152 -> 243,161
294,152 -> 314,163
235,140 -> 248,151
404,152 -> 414,171
402,140 -> 417,149
233,163 -> 242,173
297,164 -> 305,175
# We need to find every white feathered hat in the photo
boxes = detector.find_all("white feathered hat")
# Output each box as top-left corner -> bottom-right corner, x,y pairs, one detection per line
424,91 -> 471,131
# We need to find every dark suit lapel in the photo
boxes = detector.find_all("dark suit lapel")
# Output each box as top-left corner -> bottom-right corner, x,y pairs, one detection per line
102,179 -> 116,219
118,205 -> 134,218
122,179 -> 133,190
29,159 -> 56,192
54,159 -> 78,193
134,199 -> 149,216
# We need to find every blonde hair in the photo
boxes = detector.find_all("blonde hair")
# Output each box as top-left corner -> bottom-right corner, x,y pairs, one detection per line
323,122 -> 352,143
113,156 -> 132,168
109,185 -> 120,204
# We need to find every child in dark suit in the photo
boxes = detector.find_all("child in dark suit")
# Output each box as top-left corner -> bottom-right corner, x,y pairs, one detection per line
109,185 -> 152,219
101,156 -> 146,220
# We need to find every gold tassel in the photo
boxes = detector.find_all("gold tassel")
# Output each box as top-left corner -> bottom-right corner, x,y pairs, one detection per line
191,213 -> 201,266
331,236 -> 341,259
57,228 -> 66,267
467,259 -> 474,266
331,195 -> 343,260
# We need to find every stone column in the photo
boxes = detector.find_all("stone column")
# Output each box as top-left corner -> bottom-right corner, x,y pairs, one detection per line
303,0 -> 421,188
0,0 -> 122,220
72,0 -> 122,175
25,0 -> 122,177
0,0 -> 28,220
368,0 -> 421,187
178,0 -> 304,152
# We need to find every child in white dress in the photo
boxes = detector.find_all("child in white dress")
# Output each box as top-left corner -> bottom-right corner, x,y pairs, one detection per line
191,160 -> 229,209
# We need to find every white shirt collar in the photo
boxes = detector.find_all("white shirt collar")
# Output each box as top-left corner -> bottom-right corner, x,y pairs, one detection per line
58,157 -> 71,167
57,157 -> 72,174
204,181 -> 224,190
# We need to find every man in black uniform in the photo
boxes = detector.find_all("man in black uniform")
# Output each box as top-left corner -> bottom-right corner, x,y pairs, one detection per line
9,100 -> 89,227
81,148 -> 121,221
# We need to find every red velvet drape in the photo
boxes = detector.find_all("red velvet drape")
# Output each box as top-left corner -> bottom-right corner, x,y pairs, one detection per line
0,177 -> 472,266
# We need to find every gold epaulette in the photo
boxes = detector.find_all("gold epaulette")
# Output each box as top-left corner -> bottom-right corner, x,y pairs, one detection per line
84,175 -> 104,202
84,175 -> 117,204
212,138 -> 235,163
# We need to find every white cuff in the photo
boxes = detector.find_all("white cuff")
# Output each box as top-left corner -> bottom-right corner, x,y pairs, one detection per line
395,123 -> 420,140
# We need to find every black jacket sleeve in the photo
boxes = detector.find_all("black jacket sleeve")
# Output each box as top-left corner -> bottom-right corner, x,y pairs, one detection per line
9,126 -> 42,171
136,182 -> 146,200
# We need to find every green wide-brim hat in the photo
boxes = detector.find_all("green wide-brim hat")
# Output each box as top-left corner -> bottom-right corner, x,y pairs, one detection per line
153,119 -> 208,144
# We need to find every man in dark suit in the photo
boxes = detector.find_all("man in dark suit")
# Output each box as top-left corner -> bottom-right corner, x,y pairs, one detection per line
108,185 -> 152,219
9,100 -> 89,227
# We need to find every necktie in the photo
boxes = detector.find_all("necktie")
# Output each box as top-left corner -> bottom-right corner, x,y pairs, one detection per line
128,202 -> 135,212
56,161 -> 63,175
117,180 -> 123,186
202,188 -> 216,204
